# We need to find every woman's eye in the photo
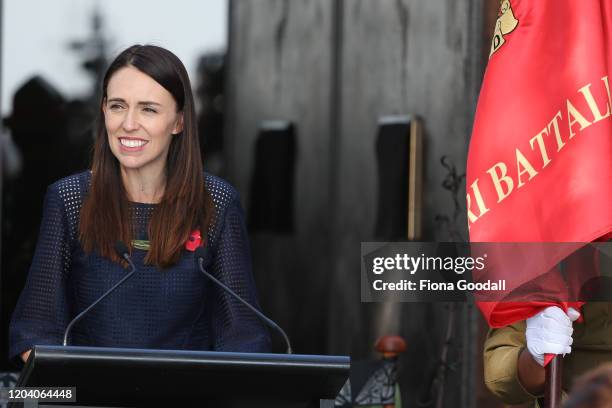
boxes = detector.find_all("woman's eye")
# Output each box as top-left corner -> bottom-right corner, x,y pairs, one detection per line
143,107 -> 157,113
109,104 -> 123,111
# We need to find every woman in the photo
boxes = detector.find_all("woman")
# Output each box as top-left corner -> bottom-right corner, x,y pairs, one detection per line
9,45 -> 271,363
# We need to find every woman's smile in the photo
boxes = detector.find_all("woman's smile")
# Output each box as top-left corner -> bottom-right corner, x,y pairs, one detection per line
118,137 -> 149,152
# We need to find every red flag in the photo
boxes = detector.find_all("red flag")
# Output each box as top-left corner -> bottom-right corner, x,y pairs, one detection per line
466,0 -> 612,350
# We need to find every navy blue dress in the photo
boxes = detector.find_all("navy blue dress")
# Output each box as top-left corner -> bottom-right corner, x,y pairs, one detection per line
9,171 -> 271,362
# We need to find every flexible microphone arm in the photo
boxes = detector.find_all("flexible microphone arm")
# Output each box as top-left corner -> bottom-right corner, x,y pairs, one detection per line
62,242 -> 138,346
195,252 -> 293,354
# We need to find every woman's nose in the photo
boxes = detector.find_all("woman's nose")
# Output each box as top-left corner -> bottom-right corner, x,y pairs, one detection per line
122,109 -> 140,132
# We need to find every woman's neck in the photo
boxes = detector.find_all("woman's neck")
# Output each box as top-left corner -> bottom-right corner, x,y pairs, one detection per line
121,166 -> 166,204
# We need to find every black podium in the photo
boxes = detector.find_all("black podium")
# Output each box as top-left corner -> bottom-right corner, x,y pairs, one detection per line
10,345 -> 350,408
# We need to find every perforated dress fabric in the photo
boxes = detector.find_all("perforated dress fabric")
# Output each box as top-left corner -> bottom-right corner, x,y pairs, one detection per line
9,171 -> 271,362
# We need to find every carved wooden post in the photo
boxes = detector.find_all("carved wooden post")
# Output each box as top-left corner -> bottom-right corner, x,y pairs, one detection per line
375,336 -> 407,408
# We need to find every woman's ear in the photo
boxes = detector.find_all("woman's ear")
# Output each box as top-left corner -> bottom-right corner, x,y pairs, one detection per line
172,112 -> 184,135
101,98 -> 107,115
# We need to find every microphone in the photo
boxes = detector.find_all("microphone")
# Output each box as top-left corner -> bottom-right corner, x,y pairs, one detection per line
194,246 -> 293,354
62,241 -> 138,346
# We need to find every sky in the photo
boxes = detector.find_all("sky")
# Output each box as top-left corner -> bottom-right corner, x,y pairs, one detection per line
1,0 -> 228,116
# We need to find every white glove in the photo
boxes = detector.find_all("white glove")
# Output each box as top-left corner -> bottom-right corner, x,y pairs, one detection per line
525,306 -> 580,366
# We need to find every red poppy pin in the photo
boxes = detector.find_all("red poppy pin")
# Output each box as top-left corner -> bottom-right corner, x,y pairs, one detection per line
185,229 -> 202,251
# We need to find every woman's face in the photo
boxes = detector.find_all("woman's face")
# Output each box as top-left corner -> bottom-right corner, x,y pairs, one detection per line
103,66 -> 183,174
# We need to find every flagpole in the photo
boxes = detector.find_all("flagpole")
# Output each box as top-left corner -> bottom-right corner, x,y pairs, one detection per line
544,355 -> 562,408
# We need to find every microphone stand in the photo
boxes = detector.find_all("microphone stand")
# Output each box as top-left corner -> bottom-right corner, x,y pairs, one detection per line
196,256 -> 293,354
63,248 -> 137,346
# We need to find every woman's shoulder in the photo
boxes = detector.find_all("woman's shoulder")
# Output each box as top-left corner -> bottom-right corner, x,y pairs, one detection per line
204,173 -> 240,209
41,171 -> 91,237
49,170 -> 91,194
46,171 -> 91,212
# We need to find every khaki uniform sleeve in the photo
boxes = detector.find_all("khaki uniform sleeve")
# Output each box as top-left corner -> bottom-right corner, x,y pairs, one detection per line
483,321 -> 543,405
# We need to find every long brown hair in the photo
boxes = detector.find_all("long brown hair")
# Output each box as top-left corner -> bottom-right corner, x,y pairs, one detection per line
80,45 -> 213,268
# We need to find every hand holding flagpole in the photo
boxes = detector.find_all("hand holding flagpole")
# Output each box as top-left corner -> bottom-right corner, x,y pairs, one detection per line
525,306 -> 579,366
524,306 -> 580,407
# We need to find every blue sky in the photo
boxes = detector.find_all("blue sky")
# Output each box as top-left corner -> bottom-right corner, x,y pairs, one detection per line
2,0 -> 228,115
